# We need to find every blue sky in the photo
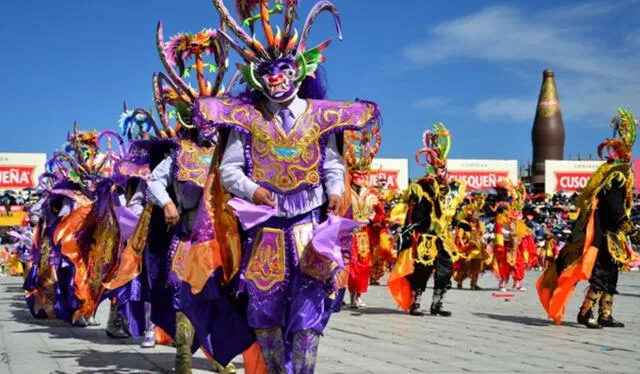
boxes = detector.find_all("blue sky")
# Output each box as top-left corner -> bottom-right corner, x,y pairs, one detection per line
2,0 -> 640,178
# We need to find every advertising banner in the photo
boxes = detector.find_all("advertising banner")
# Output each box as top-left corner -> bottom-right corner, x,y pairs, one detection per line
447,159 -> 518,191
369,158 -> 409,191
0,153 -> 47,226
0,153 -> 47,191
544,160 -> 605,195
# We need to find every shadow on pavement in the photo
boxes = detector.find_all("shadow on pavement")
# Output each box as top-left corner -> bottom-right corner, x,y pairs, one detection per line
472,312 -> 581,327
47,348 -> 244,374
618,292 -> 639,298
347,307 -> 406,316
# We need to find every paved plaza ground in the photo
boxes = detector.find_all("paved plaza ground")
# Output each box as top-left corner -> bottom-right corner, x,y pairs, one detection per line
0,272 -> 638,373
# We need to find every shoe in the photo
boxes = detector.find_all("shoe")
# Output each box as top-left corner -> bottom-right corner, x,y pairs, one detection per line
141,329 -> 156,348
212,360 -> 237,373
87,316 -> 100,326
409,303 -> 424,316
430,306 -> 452,317
471,285 -> 483,290
499,279 -> 507,292
106,326 -> 130,339
355,297 -> 367,308
513,282 -> 526,292
74,317 -> 88,328
598,317 -> 624,328
577,313 -> 602,329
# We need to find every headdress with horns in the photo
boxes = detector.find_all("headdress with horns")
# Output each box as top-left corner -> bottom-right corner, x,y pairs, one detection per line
344,126 -> 381,178
598,108 -> 638,163
415,122 -> 451,179
212,0 -> 342,91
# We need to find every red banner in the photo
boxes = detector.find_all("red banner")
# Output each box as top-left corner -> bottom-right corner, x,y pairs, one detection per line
553,172 -> 593,192
367,170 -> 400,190
0,166 -> 36,189
448,171 -> 509,191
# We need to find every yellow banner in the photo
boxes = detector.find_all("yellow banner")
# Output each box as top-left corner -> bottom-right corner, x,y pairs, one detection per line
0,212 -> 26,226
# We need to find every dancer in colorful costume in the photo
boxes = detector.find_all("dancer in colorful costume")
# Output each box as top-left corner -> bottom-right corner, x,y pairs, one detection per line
52,125 -> 126,327
453,194 -> 489,290
388,123 -> 465,316
102,104 -> 161,341
23,168 -> 64,318
104,21 -> 262,373
343,126 -> 382,307
194,1 -> 380,372
492,179 -> 537,292
369,175 -> 397,286
537,108 -> 639,328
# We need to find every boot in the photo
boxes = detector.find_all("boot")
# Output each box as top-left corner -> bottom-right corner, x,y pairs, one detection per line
430,288 -> 452,317
577,287 -> 603,329
470,273 -> 482,290
175,312 -> 194,374
141,302 -> 156,348
106,303 -> 129,339
409,291 -> 424,316
291,329 -> 321,374
597,293 -> 624,328
255,327 -> 287,374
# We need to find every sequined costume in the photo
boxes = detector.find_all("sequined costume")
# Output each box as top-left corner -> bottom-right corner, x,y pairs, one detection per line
537,108 -> 639,328
194,2 -> 381,372
492,179 -> 537,292
369,188 -> 396,285
452,194 -> 489,290
388,123 -> 465,316
343,126 -> 381,308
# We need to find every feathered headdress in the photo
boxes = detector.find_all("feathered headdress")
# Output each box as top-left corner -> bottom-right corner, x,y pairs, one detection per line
118,102 -> 161,142
50,123 -> 123,187
598,108 -> 638,163
153,21 -> 240,137
344,125 -> 381,176
494,177 -> 526,219
415,122 -> 451,178
212,0 -> 342,89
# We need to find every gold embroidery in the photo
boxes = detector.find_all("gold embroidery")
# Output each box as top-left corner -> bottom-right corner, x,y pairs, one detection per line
416,234 -> 438,265
292,222 -> 314,260
199,98 -> 377,192
350,188 -> 378,222
175,139 -> 214,187
606,231 -> 636,265
354,231 -> 371,258
245,228 -> 286,291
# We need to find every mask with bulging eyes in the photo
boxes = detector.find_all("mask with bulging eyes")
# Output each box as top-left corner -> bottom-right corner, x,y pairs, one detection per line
255,57 -> 301,103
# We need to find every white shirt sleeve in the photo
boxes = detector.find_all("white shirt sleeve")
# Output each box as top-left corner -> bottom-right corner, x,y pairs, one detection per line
147,155 -> 174,207
323,134 -> 346,197
219,130 -> 261,201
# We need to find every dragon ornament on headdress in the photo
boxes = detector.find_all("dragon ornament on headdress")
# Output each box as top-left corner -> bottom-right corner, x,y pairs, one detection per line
574,108 -> 638,236
598,108 -> 638,164
415,122 -> 451,182
212,0 -> 342,103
